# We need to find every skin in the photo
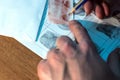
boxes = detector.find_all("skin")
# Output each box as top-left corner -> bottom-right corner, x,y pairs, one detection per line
83,0 -> 110,19
37,0 -> 114,79
107,48 -> 120,79
37,20 -> 118,80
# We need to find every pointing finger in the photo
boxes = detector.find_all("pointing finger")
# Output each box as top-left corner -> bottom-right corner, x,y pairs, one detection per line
69,20 -> 92,53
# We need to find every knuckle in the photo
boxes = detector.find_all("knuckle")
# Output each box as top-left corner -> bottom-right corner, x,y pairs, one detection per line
79,26 -> 87,32
47,49 -> 65,64
79,40 -> 89,54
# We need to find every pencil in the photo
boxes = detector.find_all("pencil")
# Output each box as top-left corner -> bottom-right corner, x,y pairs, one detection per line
68,0 -> 87,15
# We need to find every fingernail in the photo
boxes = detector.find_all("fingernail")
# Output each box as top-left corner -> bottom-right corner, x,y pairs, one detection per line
69,20 -> 82,28
40,59 -> 47,63
69,20 -> 79,25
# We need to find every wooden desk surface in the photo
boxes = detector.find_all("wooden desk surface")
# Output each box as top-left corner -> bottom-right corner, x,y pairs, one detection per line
0,36 -> 42,80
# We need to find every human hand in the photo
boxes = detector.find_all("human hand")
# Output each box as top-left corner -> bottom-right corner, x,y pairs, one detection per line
83,0 -> 110,19
37,20 -> 117,80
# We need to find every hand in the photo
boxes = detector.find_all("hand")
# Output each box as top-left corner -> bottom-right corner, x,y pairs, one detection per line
37,20 -> 117,80
83,0 -> 110,19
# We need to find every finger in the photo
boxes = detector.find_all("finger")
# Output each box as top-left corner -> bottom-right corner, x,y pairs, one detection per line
95,4 -> 104,19
56,36 -> 81,80
69,20 -> 92,53
102,2 -> 110,16
107,48 -> 120,78
47,48 -> 65,80
84,0 -> 93,15
37,60 -> 52,80
56,36 -> 77,58
64,71 -> 71,80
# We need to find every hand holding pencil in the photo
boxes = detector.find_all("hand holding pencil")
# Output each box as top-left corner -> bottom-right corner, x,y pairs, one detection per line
69,0 -> 109,19
83,0 -> 110,19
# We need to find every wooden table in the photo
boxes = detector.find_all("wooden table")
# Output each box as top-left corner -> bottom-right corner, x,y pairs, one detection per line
0,36 -> 42,80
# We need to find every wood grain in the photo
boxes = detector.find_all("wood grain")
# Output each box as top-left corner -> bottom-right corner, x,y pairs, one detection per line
0,36 -> 42,80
